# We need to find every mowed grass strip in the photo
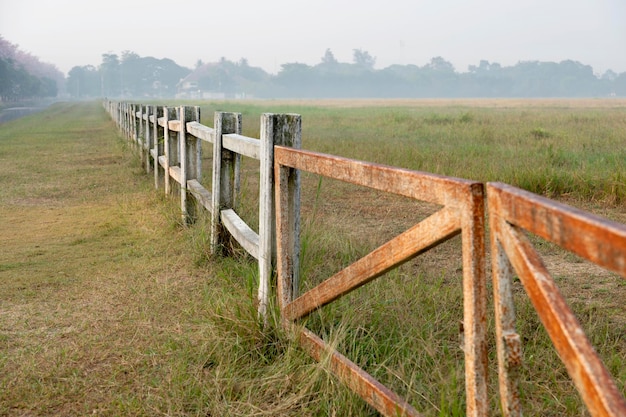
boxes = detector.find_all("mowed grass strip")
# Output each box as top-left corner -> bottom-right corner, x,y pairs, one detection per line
0,102 -> 340,416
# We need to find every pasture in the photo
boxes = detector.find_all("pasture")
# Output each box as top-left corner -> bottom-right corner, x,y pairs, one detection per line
1,99 -> 625,416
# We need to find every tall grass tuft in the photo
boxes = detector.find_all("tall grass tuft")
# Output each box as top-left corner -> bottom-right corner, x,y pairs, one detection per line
3,100 -> 624,416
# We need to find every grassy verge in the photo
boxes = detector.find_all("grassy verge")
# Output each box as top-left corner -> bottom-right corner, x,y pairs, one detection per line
1,100 -> 624,416
196,98 -> 626,416
195,98 -> 626,207
0,102 -> 344,416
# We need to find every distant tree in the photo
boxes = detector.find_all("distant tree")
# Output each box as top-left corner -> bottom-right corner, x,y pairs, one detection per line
352,49 -> 375,69
274,63 -> 316,96
100,53 -> 121,96
0,58 -> 14,100
321,48 -> 338,65
237,58 -> 268,83
120,51 -> 142,96
67,65 -> 100,98
468,60 -> 494,74
0,35 -> 63,98
105,52 -> 191,98
39,77 -> 57,97
121,50 -> 140,62
601,69 -> 618,81
426,56 -> 455,72
0,36 -> 18,60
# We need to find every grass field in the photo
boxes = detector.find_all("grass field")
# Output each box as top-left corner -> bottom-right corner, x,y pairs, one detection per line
1,99 -> 625,416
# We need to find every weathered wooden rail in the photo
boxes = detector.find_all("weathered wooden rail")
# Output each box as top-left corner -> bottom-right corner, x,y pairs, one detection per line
104,100 -> 626,417
104,100 -> 300,318
273,148 -> 488,416
488,183 -> 626,417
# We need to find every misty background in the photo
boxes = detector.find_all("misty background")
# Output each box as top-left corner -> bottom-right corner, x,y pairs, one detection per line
1,37 -> 625,102
1,0 -> 626,101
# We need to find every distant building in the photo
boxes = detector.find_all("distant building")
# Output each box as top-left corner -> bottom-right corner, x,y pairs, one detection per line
176,61 -> 254,99
176,64 -> 226,99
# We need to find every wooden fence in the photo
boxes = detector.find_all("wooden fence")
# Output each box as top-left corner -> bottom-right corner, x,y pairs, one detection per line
488,183 -> 626,417
104,100 -> 300,318
104,100 -> 626,417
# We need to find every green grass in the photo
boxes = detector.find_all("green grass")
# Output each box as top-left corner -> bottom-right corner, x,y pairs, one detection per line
198,98 -> 625,415
1,99 -> 625,416
192,99 -> 626,206
0,102 -> 335,416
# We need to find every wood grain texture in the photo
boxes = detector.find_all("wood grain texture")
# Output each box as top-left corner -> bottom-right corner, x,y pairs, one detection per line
488,183 -> 626,417
283,206 -> 460,321
221,208 -> 260,260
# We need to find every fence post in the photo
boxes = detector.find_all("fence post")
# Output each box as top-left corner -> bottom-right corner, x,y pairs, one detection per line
460,183 -> 489,417
260,113 -> 301,318
179,106 -> 201,224
141,105 -> 147,173
127,103 -> 132,141
132,104 -> 139,151
491,236 -> 522,417
138,105 -> 144,154
135,104 -> 143,159
121,103 -> 126,137
211,112 -> 242,254
143,105 -> 150,173
125,103 -> 131,140
118,103 -> 123,134
163,107 -> 178,196
153,106 -> 164,189
130,103 -> 135,143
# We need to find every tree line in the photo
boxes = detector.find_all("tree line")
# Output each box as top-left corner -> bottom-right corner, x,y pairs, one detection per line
0,36 -> 64,102
67,51 -> 191,99
271,51 -> 625,98
3,33 -> 625,101
68,48 -> 626,99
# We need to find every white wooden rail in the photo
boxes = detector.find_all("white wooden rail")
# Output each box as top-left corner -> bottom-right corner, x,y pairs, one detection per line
103,100 -> 301,318
103,100 -> 626,417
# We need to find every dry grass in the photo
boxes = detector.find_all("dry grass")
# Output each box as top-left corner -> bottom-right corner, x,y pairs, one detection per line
1,100 -> 625,416
0,102 -> 383,416
216,97 -> 626,109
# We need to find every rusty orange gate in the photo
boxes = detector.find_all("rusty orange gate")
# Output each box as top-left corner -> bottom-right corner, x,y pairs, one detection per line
273,147 -> 489,417
488,183 -> 626,417
273,148 -> 626,417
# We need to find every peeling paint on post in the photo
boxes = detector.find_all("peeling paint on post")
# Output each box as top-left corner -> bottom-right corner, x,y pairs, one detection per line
143,105 -> 151,173
490,222 -> 522,416
163,107 -> 177,196
211,112 -> 242,254
487,182 -> 626,417
138,105 -> 144,161
153,106 -> 164,189
179,106 -> 200,223
460,183 -> 488,417
262,113 -> 301,319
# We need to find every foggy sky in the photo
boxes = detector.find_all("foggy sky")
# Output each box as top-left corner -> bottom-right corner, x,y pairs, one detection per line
1,0 -> 625,76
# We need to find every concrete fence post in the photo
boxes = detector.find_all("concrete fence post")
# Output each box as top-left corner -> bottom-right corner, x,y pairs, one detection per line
259,113 -> 302,318
179,106 -> 201,224
153,106 -> 164,188
118,103 -> 122,134
143,105 -> 150,172
132,103 -> 139,150
210,112 -> 242,254
138,105 -> 143,147
163,107 -> 178,196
